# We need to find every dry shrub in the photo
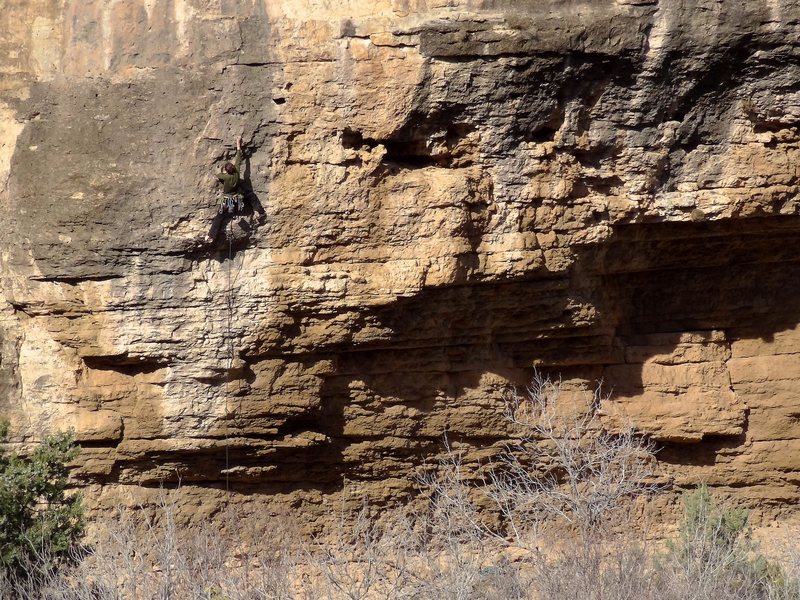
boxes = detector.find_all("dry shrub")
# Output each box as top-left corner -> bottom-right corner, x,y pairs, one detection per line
0,490 -> 300,600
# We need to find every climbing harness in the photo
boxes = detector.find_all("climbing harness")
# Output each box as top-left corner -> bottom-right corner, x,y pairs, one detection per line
222,192 -> 245,215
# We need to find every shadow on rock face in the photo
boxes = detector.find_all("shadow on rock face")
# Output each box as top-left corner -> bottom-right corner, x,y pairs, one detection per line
249,216 -> 800,498
64,209 -> 800,511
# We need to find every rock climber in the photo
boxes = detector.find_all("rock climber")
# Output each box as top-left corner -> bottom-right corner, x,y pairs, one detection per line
206,136 -> 245,243
218,135 -> 244,212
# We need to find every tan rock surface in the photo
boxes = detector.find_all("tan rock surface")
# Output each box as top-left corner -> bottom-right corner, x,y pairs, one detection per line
3,0 -> 800,526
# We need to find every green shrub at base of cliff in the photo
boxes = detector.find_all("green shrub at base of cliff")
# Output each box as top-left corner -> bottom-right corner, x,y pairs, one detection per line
0,419 -> 85,579
668,484 -> 750,563
660,484 -> 798,598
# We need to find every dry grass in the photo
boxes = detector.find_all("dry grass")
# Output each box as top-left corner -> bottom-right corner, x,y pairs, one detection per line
5,504 -> 794,600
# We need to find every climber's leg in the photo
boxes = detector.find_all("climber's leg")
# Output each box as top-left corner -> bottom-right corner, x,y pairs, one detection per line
207,210 -> 226,243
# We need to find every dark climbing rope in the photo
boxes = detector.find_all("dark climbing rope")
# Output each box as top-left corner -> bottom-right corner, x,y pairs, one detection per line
224,218 -> 233,494
221,206 -> 248,494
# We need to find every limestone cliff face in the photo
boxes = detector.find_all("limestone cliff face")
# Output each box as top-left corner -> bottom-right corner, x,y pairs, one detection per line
3,0 -> 800,523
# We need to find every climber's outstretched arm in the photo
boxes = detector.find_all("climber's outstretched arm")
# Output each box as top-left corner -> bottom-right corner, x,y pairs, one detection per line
233,136 -> 243,171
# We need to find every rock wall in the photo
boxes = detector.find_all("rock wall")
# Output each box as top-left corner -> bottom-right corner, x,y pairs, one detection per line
3,0 -> 800,525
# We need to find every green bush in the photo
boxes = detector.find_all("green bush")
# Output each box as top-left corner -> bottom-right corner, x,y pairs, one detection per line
669,484 -> 749,563
662,484 -> 796,598
0,419 -> 85,578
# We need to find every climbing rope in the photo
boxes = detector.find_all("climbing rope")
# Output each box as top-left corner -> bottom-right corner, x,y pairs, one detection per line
220,215 -> 247,493
224,218 -> 234,494
219,198 -> 250,494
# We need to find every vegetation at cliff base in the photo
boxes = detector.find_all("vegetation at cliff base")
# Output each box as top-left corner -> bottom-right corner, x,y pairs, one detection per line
0,420 -> 85,580
0,381 -> 798,599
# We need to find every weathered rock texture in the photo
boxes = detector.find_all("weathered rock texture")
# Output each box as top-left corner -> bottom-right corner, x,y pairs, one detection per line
4,0 -> 800,525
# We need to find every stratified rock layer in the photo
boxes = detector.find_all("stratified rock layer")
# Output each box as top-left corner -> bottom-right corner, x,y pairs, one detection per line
3,0 -> 800,525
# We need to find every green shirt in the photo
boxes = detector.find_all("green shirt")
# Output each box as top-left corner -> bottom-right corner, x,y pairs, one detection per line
216,148 -> 242,194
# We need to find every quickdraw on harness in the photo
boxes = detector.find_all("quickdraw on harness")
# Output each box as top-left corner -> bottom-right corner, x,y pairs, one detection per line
221,192 -> 244,215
